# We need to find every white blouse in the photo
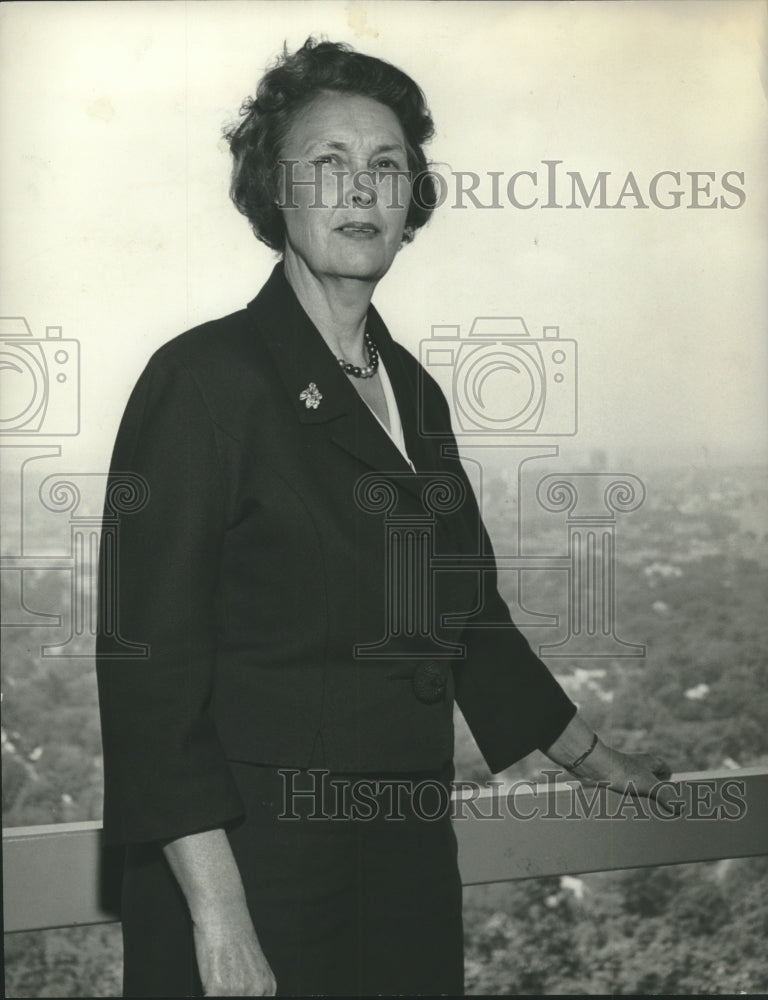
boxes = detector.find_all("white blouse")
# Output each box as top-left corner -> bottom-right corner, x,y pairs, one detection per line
367,357 -> 416,472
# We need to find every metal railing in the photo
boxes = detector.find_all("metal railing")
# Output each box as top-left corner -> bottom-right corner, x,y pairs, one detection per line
4,767 -> 767,933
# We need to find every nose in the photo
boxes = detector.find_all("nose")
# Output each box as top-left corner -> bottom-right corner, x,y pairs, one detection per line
342,169 -> 376,209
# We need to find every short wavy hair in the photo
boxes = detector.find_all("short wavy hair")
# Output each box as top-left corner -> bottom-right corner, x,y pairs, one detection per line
224,38 -> 438,252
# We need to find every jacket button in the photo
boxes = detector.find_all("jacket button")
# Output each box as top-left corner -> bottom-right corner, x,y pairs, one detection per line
412,662 -> 447,704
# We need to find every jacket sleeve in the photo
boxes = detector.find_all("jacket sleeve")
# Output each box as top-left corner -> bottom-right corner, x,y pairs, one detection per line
451,508 -> 578,774
96,351 -> 244,845
420,373 -> 578,773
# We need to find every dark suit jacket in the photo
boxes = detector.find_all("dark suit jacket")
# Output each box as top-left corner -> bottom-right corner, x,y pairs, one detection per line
96,263 -> 576,845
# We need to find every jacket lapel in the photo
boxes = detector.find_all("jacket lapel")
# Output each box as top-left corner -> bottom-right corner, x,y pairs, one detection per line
246,264 -> 421,489
370,306 -> 442,477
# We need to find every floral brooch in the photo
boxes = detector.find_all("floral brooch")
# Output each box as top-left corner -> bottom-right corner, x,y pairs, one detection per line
299,382 -> 323,409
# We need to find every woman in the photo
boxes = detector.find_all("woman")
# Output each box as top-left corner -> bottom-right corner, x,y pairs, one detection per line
96,38 -> 675,997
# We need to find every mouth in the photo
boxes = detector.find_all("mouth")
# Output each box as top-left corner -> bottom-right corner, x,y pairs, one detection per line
335,222 -> 380,236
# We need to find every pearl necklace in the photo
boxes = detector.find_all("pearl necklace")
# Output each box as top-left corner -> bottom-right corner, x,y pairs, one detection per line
337,329 -> 379,379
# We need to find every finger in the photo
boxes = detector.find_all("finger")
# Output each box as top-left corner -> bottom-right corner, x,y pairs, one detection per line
648,755 -> 672,781
568,776 -> 613,790
633,751 -> 672,782
652,780 -> 685,816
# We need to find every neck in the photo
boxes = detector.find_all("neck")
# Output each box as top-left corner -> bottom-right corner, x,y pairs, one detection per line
283,250 -> 376,362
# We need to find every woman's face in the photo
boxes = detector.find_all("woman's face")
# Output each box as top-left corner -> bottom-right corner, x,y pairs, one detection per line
277,92 -> 412,283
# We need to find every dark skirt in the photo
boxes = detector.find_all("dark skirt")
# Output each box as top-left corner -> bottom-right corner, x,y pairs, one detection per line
120,762 -> 464,997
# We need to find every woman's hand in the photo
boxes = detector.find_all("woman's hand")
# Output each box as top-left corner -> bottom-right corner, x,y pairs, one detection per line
567,740 -> 683,816
162,828 -> 277,996
192,900 -> 276,997
544,712 -> 682,816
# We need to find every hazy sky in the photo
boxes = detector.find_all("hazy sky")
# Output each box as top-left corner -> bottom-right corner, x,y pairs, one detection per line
1,0 -> 766,475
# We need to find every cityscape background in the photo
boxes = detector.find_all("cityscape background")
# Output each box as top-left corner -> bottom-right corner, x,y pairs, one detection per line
2,1 -> 767,995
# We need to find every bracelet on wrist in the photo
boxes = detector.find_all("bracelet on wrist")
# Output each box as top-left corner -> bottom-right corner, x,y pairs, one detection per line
567,732 -> 598,771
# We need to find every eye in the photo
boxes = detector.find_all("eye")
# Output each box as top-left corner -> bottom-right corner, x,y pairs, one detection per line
310,155 -> 337,167
373,158 -> 399,171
